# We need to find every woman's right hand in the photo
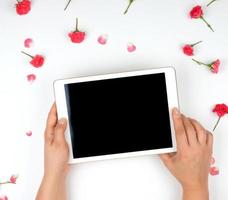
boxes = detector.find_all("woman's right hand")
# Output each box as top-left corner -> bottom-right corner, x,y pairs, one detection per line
160,108 -> 213,200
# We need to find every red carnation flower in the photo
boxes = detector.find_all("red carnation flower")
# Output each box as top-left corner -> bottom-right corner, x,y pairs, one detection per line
16,0 -> 31,15
192,59 -> 220,74
68,18 -> 85,43
0,195 -> 8,200
190,5 -> 203,19
10,175 -> 18,184
21,51 -> 44,68
182,41 -> 202,56
0,174 -> 18,185
212,103 -> 228,131
183,45 -> 193,56
213,104 -> 228,117
211,59 -> 220,73
189,5 -> 214,32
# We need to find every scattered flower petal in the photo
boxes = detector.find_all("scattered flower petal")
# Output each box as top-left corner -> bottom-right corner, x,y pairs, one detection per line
210,157 -> 215,165
127,43 -> 136,52
16,0 -> 31,15
26,130 -> 32,136
24,38 -> 33,48
27,74 -> 36,83
98,35 -> 108,45
209,166 -> 219,176
0,195 -> 8,200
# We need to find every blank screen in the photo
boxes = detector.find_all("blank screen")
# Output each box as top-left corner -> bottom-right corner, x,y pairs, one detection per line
65,73 -> 173,159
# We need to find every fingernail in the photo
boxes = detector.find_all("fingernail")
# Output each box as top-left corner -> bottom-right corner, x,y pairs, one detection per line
173,108 -> 181,117
59,118 -> 67,125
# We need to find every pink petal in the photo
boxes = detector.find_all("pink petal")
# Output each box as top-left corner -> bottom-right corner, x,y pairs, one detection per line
210,157 -> 215,165
0,195 -> 8,200
209,166 -> 219,176
127,43 -> 136,52
97,35 -> 108,45
27,74 -> 36,83
26,130 -> 32,137
24,38 -> 33,48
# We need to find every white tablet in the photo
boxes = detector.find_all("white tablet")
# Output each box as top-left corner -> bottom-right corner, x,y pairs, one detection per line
54,67 -> 179,164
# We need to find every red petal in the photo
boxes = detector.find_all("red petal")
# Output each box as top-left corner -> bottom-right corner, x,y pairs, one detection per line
209,166 -> 219,176
0,195 -> 8,200
127,43 -> 136,52
24,38 -> 33,48
210,157 -> 215,165
98,35 -> 108,45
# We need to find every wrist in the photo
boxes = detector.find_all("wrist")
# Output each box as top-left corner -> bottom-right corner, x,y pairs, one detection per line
182,185 -> 209,200
36,174 -> 67,200
43,172 -> 67,185
182,183 -> 208,192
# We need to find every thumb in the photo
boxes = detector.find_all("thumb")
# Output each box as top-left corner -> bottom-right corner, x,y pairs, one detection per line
54,118 -> 67,144
159,153 -> 173,167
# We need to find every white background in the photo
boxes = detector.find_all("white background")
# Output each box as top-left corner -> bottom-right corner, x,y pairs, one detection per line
0,0 -> 228,199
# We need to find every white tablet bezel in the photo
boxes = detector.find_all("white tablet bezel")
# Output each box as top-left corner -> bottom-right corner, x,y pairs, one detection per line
54,67 -> 179,164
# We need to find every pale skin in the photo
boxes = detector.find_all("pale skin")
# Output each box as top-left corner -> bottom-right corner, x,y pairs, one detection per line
36,104 -> 213,200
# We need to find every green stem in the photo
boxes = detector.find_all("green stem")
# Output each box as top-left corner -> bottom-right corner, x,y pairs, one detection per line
191,41 -> 202,47
75,17 -> 79,32
124,0 -> 134,15
64,0 -> 72,11
207,0 -> 217,7
21,51 -> 33,59
0,181 -> 15,185
200,17 -> 214,32
213,117 -> 221,131
192,59 -> 209,67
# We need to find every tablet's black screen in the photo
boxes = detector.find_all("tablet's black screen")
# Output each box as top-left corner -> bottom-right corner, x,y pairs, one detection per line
65,73 -> 173,159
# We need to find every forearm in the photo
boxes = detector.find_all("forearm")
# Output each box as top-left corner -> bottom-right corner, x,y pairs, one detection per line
36,175 -> 67,200
183,187 -> 209,200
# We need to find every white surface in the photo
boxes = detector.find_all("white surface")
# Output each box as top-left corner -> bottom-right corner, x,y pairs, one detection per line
0,0 -> 228,199
54,68 -> 178,163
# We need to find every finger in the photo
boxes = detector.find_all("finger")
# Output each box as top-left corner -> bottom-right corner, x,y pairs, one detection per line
45,103 -> 57,144
54,118 -> 67,144
172,108 -> 189,150
206,131 -> 213,150
189,118 -> 207,145
182,115 -> 198,146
